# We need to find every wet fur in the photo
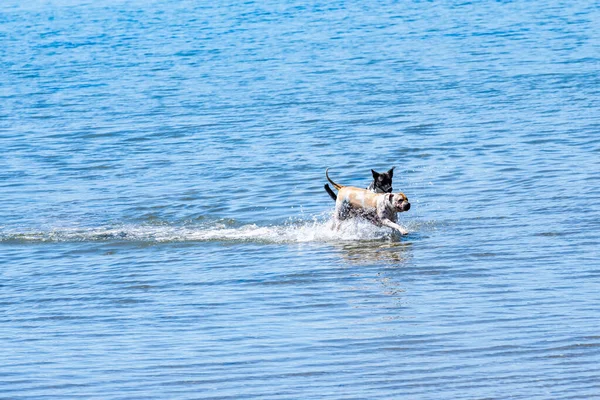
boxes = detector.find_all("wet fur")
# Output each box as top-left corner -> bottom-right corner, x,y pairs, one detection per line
324,167 -> 394,201
325,169 -> 410,234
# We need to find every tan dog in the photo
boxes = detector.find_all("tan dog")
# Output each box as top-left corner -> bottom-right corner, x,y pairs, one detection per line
326,168 -> 411,235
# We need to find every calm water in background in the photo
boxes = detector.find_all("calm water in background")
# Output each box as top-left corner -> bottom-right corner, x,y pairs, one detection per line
2,0 -> 600,398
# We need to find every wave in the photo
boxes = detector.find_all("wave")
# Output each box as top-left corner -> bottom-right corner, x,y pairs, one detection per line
0,217 -> 419,245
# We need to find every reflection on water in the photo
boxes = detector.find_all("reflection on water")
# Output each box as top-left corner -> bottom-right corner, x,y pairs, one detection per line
331,241 -> 412,323
333,240 -> 412,266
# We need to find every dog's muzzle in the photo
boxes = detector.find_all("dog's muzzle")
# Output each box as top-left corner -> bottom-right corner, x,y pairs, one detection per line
400,201 -> 411,212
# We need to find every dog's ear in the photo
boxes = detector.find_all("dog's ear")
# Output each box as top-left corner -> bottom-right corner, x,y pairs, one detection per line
387,194 -> 394,203
387,167 -> 395,178
371,169 -> 380,179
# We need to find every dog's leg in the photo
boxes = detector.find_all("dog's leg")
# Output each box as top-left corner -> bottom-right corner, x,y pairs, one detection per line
380,218 -> 408,235
331,211 -> 341,231
333,217 -> 341,231
332,201 -> 348,231
333,207 -> 342,231
324,184 -> 337,201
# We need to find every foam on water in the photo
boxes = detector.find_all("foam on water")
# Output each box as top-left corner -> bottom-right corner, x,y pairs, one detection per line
0,216 -> 415,244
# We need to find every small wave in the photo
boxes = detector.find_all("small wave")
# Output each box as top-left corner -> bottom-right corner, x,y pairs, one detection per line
0,217 -> 417,244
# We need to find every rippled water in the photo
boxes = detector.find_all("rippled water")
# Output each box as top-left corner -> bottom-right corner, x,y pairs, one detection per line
2,1 -> 600,398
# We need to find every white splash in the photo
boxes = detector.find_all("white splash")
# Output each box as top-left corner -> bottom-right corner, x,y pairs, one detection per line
0,216 -> 413,244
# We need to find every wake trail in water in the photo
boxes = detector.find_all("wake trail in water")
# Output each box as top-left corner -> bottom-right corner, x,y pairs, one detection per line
0,217 -> 420,244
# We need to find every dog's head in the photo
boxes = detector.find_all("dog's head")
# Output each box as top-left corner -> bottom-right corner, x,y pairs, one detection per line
388,192 -> 411,213
371,167 -> 394,193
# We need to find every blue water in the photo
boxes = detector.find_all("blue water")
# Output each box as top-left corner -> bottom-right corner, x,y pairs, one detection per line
2,1 -> 600,398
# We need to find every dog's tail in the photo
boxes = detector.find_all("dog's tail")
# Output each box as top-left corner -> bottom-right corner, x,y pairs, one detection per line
324,184 -> 337,201
325,168 -> 343,190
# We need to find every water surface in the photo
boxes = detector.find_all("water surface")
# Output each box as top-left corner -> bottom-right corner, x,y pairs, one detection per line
2,0 -> 600,398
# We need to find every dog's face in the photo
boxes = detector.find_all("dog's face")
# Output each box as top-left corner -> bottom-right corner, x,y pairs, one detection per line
371,167 -> 394,193
389,193 -> 411,213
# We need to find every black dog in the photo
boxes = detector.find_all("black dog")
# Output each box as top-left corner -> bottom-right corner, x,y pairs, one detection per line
324,167 -> 394,201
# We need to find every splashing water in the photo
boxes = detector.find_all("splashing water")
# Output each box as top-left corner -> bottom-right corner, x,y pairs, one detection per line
0,215 -> 414,244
